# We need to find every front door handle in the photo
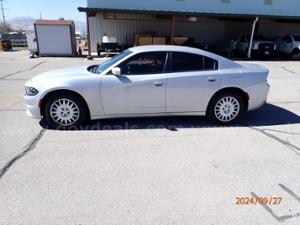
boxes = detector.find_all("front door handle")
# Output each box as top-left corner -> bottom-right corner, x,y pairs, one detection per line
154,81 -> 164,86
208,77 -> 216,82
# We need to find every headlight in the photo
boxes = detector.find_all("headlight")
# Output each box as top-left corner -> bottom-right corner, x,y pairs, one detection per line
25,87 -> 39,96
252,43 -> 259,50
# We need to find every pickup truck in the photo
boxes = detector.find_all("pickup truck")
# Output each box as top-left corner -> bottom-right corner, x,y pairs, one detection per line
236,34 -> 276,58
276,34 -> 300,59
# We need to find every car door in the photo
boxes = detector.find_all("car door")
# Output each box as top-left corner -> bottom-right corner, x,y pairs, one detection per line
281,35 -> 293,53
166,52 -> 221,113
237,35 -> 248,52
101,51 -> 167,115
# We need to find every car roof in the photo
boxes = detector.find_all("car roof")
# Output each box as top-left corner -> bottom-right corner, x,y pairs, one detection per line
129,45 -> 203,54
128,45 -> 241,69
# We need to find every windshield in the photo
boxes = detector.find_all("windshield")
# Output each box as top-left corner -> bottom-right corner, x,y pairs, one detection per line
96,50 -> 132,74
293,35 -> 300,41
246,35 -> 268,41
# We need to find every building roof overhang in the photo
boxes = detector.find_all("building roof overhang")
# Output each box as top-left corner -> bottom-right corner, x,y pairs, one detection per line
78,7 -> 300,21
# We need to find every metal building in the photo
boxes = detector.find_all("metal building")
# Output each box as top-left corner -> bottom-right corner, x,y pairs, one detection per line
78,0 -> 300,55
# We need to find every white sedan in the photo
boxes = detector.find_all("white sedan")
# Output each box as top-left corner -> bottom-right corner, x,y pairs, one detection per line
24,45 -> 270,127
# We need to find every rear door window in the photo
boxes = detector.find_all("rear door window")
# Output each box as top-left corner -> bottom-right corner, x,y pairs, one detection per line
168,52 -> 218,73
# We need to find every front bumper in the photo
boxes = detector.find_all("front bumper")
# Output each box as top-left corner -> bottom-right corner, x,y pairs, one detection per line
245,82 -> 270,111
24,94 -> 42,119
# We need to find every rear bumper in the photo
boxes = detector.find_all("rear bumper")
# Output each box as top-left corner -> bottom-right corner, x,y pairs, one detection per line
245,82 -> 270,111
24,94 -> 42,119
252,49 -> 275,57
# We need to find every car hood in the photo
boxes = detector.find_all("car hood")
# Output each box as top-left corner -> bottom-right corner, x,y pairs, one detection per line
294,41 -> 300,46
31,66 -> 91,82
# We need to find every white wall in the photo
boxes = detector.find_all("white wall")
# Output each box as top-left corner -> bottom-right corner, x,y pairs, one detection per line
36,25 -> 73,56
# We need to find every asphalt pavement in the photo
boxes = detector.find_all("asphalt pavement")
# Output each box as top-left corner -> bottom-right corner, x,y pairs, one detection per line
0,50 -> 300,225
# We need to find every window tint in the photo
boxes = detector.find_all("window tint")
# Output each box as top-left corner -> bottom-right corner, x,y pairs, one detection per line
240,35 -> 246,42
170,52 -> 218,72
119,52 -> 167,75
204,57 -> 218,70
96,50 -> 131,74
283,35 -> 292,43
293,35 -> 300,41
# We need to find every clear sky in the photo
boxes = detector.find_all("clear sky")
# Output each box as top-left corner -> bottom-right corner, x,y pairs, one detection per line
3,0 -> 87,21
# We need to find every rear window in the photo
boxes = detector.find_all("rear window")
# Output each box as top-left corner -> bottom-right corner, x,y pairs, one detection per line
293,35 -> 300,41
204,57 -> 218,70
170,52 -> 218,73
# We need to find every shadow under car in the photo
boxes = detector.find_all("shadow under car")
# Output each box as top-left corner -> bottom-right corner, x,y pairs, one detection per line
40,103 -> 300,131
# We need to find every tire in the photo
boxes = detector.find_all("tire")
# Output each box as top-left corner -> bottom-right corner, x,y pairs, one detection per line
207,92 -> 245,125
43,93 -> 88,128
291,49 -> 300,60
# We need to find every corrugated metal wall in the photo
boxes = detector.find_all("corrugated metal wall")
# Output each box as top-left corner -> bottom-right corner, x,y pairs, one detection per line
89,13 -> 226,51
88,12 -> 300,52
89,13 -> 169,50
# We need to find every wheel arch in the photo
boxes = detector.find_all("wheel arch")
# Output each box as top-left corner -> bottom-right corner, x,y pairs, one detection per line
206,87 -> 249,113
292,48 -> 300,55
40,89 -> 91,119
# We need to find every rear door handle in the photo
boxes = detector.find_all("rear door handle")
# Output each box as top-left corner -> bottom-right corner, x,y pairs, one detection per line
208,77 -> 216,82
154,81 -> 164,86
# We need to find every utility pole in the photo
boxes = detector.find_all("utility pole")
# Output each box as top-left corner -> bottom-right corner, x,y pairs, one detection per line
0,0 -> 7,32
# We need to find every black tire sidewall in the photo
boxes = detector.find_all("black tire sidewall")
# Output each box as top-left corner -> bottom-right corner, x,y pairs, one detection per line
44,93 -> 87,128
291,49 -> 300,60
207,92 -> 245,125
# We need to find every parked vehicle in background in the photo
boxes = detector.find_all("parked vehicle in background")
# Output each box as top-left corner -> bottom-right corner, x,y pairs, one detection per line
75,31 -> 82,40
0,32 -> 27,50
236,34 -> 276,58
216,40 -> 237,58
276,34 -> 300,59
24,45 -> 270,127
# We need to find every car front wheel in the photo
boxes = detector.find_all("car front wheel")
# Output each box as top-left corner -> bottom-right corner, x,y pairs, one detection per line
44,93 -> 88,128
207,92 -> 245,125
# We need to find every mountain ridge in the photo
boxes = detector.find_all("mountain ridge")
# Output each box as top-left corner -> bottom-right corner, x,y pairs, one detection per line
7,16 -> 86,34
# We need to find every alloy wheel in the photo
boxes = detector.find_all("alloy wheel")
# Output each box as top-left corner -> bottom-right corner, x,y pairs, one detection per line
214,96 -> 240,122
50,98 -> 80,126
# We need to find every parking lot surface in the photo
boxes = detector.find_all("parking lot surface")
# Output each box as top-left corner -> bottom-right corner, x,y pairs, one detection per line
0,50 -> 300,225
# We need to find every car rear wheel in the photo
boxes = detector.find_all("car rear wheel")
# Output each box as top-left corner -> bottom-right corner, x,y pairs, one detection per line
44,93 -> 87,128
291,49 -> 300,60
207,92 -> 245,125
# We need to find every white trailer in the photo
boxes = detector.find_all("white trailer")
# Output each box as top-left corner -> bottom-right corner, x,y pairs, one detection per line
25,31 -> 38,57
34,20 -> 77,56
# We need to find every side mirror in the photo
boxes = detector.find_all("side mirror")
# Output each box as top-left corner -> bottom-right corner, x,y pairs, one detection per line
112,67 -> 121,76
